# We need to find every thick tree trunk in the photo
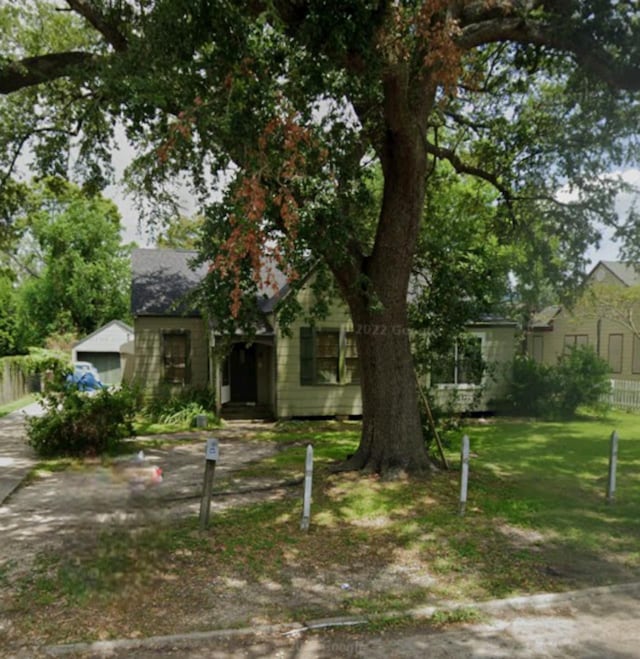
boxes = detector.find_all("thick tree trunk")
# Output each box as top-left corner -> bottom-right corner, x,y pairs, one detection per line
328,64 -> 434,476
344,301 -> 431,476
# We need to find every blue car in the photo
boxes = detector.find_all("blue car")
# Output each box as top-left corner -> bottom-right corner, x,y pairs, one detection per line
66,362 -> 105,392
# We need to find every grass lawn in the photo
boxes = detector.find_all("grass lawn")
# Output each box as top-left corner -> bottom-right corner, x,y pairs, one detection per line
4,411 -> 640,645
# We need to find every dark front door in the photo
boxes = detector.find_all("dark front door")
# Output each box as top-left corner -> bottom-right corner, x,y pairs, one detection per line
229,343 -> 257,402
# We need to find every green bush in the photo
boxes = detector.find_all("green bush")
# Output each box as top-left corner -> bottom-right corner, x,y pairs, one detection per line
552,345 -> 611,418
27,384 -> 136,457
142,386 -> 217,427
505,355 -> 553,417
505,346 -> 611,419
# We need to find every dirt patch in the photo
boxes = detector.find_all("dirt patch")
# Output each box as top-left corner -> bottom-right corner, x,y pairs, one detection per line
0,427 -> 283,571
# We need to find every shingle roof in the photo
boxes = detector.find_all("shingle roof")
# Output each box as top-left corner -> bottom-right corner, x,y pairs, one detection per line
131,248 -> 289,317
529,305 -> 562,329
131,249 -> 208,316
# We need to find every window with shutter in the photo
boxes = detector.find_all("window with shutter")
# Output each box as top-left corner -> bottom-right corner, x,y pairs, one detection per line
299,327 -> 359,385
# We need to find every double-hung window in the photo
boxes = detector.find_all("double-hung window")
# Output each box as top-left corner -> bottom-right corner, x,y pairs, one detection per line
300,327 -> 359,385
162,330 -> 191,384
431,336 -> 483,386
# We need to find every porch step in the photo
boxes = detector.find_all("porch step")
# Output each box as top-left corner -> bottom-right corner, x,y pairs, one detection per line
221,403 -> 274,421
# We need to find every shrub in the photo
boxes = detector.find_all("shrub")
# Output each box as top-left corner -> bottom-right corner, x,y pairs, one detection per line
552,345 -> 611,418
27,384 -> 136,457
505,346 -> 611,419
505,355 -> 553,417
142,386 -> 217,427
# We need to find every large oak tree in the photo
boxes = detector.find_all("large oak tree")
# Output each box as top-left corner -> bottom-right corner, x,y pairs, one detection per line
1,1 -> 640,475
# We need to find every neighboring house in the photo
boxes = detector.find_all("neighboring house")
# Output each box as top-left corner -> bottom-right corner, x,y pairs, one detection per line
72,320 -> 134,385
527,261 -> 640,379
130,248 -> 361,419
130,248 -> 518,418
429,317 -> 519,412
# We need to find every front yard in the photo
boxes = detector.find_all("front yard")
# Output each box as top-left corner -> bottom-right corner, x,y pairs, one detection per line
1,411 -> 639,650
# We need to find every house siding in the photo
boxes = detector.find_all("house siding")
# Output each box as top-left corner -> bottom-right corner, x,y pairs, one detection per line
275,285 -> 362,418
432,325 -> 518,411
132,317 -> 209,392
527,262 -> 640,380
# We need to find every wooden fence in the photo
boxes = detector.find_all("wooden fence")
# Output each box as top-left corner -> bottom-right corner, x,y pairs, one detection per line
606,380 -> 640,411
0,360 -> 40,406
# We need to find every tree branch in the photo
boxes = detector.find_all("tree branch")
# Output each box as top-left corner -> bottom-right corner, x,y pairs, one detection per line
65,0 -> 128,52
0,52 -> 95,94
458,16 -> 640,91
424,140 -> 514,210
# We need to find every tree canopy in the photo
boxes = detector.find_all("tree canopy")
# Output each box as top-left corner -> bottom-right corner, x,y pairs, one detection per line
0,178 -> 132,352
1,1 -> 640,474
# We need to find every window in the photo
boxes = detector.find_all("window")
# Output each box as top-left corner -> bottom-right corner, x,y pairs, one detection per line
608,334 -> 623,374
163,330 -> 190,384
564,334 -> 588,351
633,335 -> 640,374
431,336 -> 483,386
300,327 -> 359,385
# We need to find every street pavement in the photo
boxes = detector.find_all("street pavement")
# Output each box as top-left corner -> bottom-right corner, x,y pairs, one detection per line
0,404 -> 40,505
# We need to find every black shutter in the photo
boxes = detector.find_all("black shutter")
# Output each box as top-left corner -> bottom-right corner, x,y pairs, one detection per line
300,327 -> 314,385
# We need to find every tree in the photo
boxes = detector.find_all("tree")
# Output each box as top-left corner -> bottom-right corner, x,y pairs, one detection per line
155,215 -> 204,250
7,178 -> 132,346
1,2 -> 640,475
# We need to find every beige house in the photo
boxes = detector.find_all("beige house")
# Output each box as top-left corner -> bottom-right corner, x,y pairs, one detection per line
429,318 -> 519,412
527,261 -> 640,379
130,248 -> 361,419
130,248 -> 518,418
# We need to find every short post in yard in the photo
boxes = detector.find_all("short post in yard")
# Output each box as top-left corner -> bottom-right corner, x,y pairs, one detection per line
300,444 -> 314,531
199,438 -> 219,530
459,434 -> 470,516
606,430 -> 619,504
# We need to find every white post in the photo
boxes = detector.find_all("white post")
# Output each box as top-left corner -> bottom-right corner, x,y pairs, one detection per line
607,430 -> 619,504
300,444 -> 314,531
459,434 -> 470,516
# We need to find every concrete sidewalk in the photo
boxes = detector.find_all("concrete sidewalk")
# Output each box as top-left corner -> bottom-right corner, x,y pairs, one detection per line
0,404 -> 41,505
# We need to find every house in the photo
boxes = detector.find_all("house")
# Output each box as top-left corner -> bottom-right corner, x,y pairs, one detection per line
526,260 -> 640,379
129,248 -> 361,419
71,320 -> 134,385
130,248 -> 518,418
429,317 -> 519,412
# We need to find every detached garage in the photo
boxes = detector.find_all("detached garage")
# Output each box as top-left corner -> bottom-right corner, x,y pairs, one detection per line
72,320 -> 134,385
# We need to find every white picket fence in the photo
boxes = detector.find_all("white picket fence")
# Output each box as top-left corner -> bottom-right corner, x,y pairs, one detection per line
606,380 -> 640,411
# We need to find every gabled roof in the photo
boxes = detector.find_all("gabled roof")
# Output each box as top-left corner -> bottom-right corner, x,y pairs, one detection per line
131,249 -> 208,316
72,320 -> 134,350
589,261 -> 640,287
529,305 -> 562,330
131,248 -> 289,317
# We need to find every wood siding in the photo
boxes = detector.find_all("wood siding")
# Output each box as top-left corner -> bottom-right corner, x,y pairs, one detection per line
527,262 -> 640,380
132,317 -> 209,392
275,285 -> 362,418
432,325 -> 518,411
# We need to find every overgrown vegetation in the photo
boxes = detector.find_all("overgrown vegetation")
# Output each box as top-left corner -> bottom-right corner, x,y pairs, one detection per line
141,386 -> 218,428
505,346 -> 611,419
26,381 -> 136,457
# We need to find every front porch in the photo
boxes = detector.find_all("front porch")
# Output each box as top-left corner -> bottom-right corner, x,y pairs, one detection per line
216,340 -> 275,420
